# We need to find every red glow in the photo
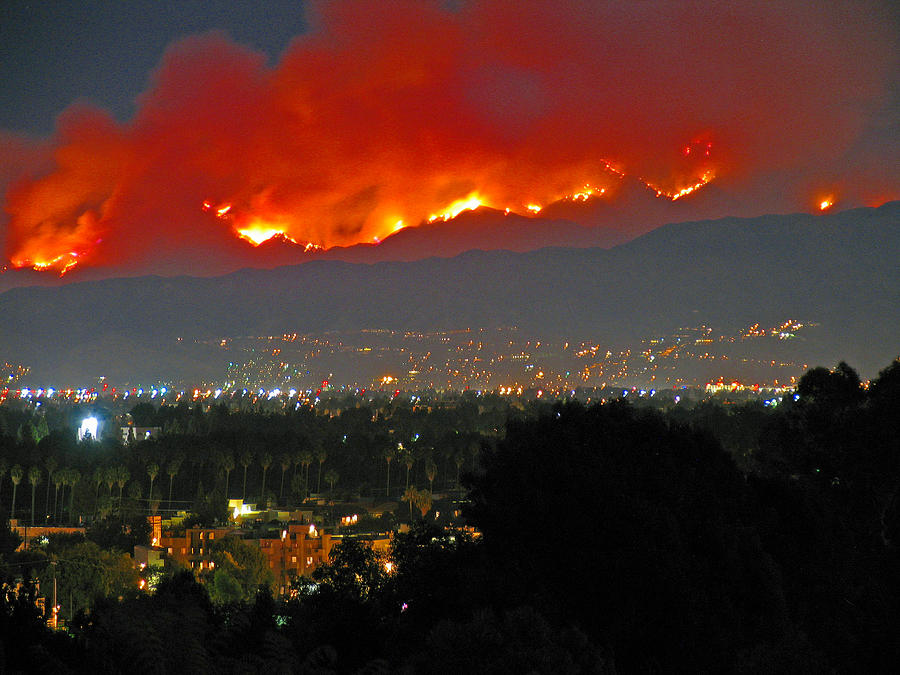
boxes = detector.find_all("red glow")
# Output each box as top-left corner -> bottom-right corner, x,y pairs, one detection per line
1,1 -> 896,276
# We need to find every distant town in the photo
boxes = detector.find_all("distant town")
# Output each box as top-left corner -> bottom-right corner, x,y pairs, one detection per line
4,318 -> 818,402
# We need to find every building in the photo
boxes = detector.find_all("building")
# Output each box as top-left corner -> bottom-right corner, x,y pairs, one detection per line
155,523 -> 392,594
9,521 -> 86,551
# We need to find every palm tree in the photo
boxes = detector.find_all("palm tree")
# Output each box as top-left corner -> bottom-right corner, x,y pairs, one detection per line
104,466 -> 116,501
299,451 -> 313,498
315,448 -> 327,494
383,445 -> 395,499
222,453 -> 234,499
10,464 -> 24,521
167,457 -> 182,505
115,466 -> 129,511
402,486 -> 418,519
44,457 -> 57,522
58,469 -> 71,523
146,463 -> 159,510
28,466 -> 42,526
278,453 -> 291,502
68,469 -> 80,524
403,446 -> 415,490
0,459 -> 7,504
426,457 -> 437,493
240,451 -> 252,500
259,452 -> 273,501
454,451 -> 466,494
416,489 -> 432,518
92,466 -> 105,516
469,440 -> 480,472
53,469 -> 65,522
324,469 -> 338,492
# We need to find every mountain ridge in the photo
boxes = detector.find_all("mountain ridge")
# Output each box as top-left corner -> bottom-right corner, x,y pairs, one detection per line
2,202 -> 897,383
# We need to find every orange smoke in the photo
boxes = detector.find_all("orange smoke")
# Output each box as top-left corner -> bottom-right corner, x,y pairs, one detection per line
1,0 -> 897,276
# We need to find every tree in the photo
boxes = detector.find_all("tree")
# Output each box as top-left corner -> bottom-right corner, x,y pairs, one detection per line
426,457 -> 437,493
467,401 -> 788,672
146,463 -> 159,508
27,466 -> 41,526
383,445 -> 395,499
49,540 -> 140,622
115,466 -> 129,514
92,466 -> 105,515
221,453 -> 234,499
0,458 -> 7,504
240,451 -> 252,500
259,452 -> 273,502
67,469 -> 81,524
10,464 -> 23,521
299,450 -> 313,499
416,489 -> 432,518
167,456 -> 182,505
278,453 -> 291,502
312,539 -> 388,602
315,447 -> 327,494
53,468 -> 65,522
208,535 -> 275,603
403,445 -> 415,490
325,469 -> 339,493
453,451 -> 466,495
44,456 -> 57,522
104,466 -> 115,498
402,486 -> 419,519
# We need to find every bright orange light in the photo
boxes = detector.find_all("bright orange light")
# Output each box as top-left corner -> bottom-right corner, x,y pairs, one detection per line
819,198 -> 833,211
526,204 -> 542,214
646,171 -> 715,201
237,225 -> 293,246
563,185 -> 606,202
428,194 -> 482,223
12,251 -> 82,276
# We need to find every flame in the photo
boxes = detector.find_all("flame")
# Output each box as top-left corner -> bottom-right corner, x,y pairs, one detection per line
428,194 -> 483,223
564,185 -> 606,202
526,204 -> 543,214
237,225 -> 295,246
12,251 -> 83,276
645,171 -> 715,201
819,197 -> 834,211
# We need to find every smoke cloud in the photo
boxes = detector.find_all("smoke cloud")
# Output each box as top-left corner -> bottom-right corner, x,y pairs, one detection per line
2,0 -> 897,276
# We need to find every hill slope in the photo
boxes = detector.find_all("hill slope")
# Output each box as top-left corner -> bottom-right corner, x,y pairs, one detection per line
1,202 -> 897,383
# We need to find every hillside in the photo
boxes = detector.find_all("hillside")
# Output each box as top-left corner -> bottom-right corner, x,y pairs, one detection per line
1,202 -> 897,383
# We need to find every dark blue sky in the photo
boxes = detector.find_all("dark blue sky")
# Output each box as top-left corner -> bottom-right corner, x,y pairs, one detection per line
0,0 -> 309,134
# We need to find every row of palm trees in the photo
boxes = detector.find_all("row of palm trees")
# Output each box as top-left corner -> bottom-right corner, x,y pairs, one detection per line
232,447 -> 331,503
0,458 -> 83,526
1,436 -> 466,527
383,442 -> 468,500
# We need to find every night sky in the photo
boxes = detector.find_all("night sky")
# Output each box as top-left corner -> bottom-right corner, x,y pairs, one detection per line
1,0 -> 897,280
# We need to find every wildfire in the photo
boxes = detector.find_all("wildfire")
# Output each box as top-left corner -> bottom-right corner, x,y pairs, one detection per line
565,185 -> 606,202
236,225 -> 296,246
204,200 -> 311,248
12,251 -> 82,276
428,194 -> 483,223
526,204 -> 543,214
646,171 -> 715,201
819,198 -> 834,211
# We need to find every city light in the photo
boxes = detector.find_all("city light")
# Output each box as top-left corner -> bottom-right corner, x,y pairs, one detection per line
78,416 -> 98,441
